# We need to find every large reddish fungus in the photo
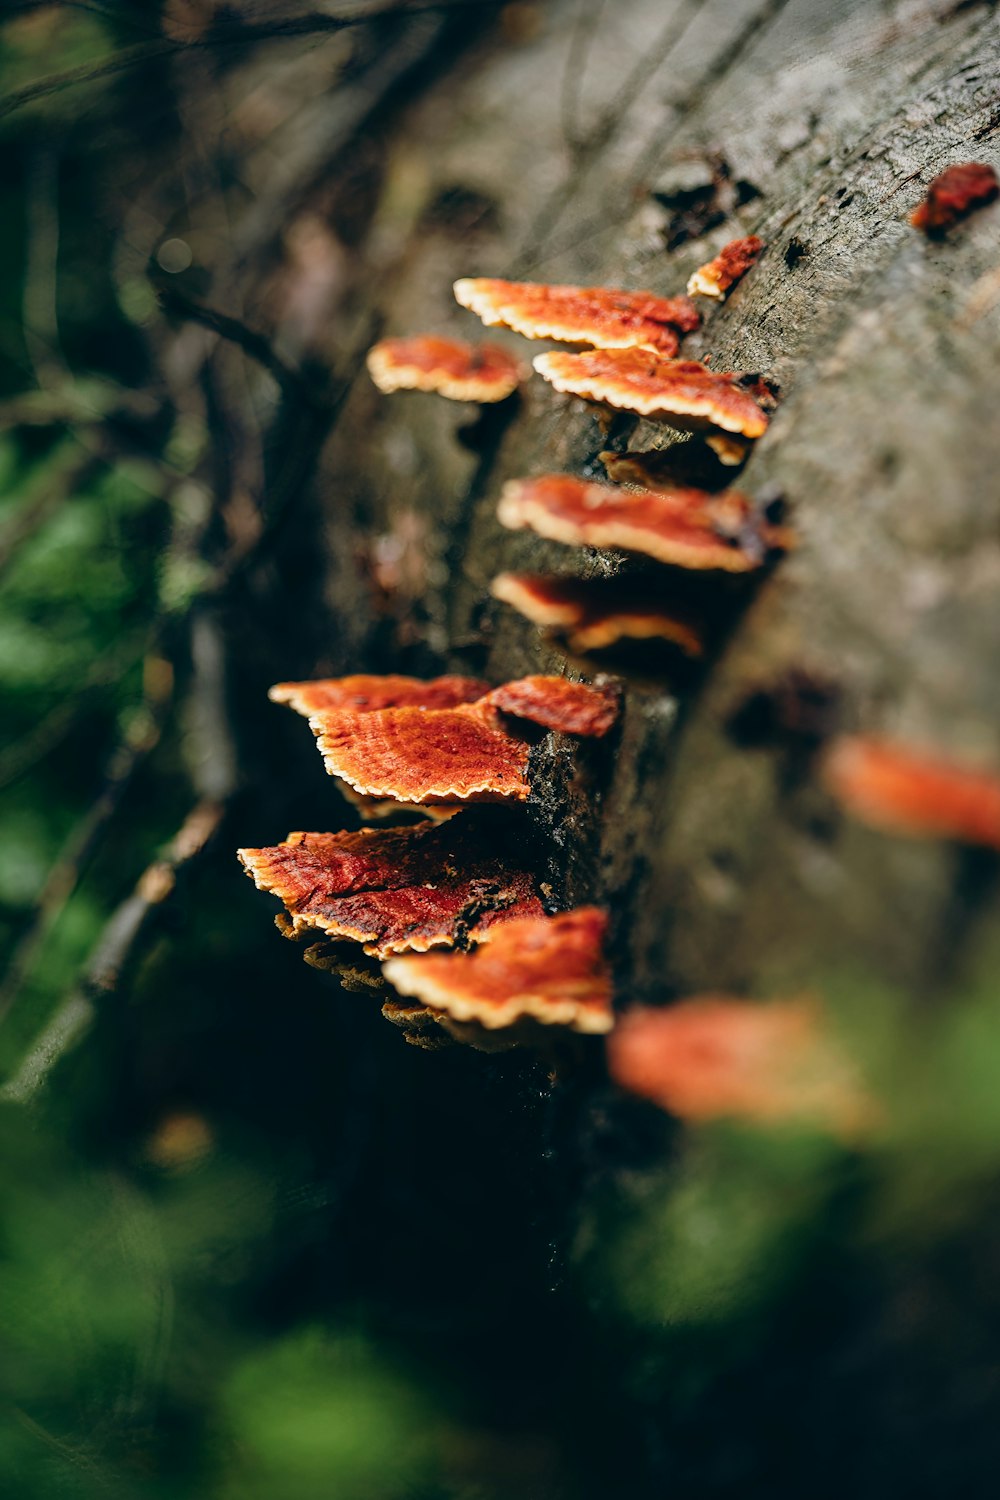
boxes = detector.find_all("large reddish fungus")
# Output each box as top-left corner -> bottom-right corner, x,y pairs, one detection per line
382,907 -> 614,1032
822,736 -> 1000,847
910,162 -> 999,234
269,673 -> 490,719
497,473 -> 787,572
532,348 -> 770,438
608,997 -> 870,1136
366,335 -> 525,402
491,572 -> 704,658
687,234 -> 765,300
486,674 -> 619,736
454,277 -> 700,355
309,700 -> 533,805
305,676 -> 619,805
238,823 -> 544,958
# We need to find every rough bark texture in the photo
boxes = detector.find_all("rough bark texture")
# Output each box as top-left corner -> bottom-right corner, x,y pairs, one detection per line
262,0 -> 1000,1007
122,3 -> 1000,1494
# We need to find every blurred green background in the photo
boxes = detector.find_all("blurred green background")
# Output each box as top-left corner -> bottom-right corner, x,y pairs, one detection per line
3,6 -> 1000,1499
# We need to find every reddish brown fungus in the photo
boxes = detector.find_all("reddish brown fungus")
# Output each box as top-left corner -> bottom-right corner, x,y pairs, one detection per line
822,736 -> 1000,847
454,277 -> 700,355
486,674 -> 620,737
910,162 -> 999,234
238,823 -> 543,958
366,335 -> 524,402
497,473 -> 787,572
382,907 -> 614,1033
687,234 -> 765,300
491,572 -> 704,658
269,673 -> 489,718
309,700 -> 533,805
608,997 -> 870,1136
532,348 -> 770,438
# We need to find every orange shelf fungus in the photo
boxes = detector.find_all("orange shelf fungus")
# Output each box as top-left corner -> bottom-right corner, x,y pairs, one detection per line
366,335 -> 525,402
532,348 -> 770,441
491,572 -> 704,658
238,823 -> 544,959
910,162 -> 999,235
821,736 -> 1000,848
454,277 -> 700,356
687,234 -> 765,300
268,673 -> 490,719
485,674 -> 619,737
310,700 -> 534,805
304,676 -> 620,807
608,997 -> 871,1137
382,907 -> 614,1033
497,474 -> 788,572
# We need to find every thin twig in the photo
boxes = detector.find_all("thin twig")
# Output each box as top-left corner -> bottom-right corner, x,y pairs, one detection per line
0,659 -> 174,1026
1,800 -> 225,1103
0,3 -> 503,123
0,443 -> 102,582
155,286 -> 310,400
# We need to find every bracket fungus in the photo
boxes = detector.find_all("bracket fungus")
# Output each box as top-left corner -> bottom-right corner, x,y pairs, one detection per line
366,335 -> 525,402
532,348 -> 770,441
687,234 -> 765,300
497,474 -> 788,572
269,673 -> 490,718
491,572 -> 704,658
608,997 -> 871,1138
305,675 -> 619,807
822,735 -> 1000,848
454,277 -> 700,355
910,162 -> 999,235
381,907 -> 614,1033
485,674 -> 620,737
238,822 -> 544,959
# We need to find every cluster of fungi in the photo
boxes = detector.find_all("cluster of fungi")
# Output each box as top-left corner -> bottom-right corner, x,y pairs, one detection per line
240,161 -> 999,1131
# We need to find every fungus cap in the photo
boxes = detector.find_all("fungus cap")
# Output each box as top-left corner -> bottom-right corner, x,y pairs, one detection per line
366,335 -> 524,402
687,235 -> 765,300
822,736 -> 1000,848
910,162 -> 999,234
454,277 -> 700,355
486,674 -> 620,736
532,348 -> 769,437
491,572 -> 704,657
238,823 -> 544,958
608,997 -> 870,1136
309,700 -> 533,805
497,473 -> 785,572
269,673 -> 490,719
382,907 -> 614,1033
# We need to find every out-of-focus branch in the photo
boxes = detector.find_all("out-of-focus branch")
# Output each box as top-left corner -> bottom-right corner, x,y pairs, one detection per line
1,799 -> 225,1104
0,3 -> 503,124
155,286 -> 311,401
0,656 -> 175,1027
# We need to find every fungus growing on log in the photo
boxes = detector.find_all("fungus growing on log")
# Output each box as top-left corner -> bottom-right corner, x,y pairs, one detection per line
687,234 -> 765,299
599,444 -> 732,492
269,673 -> 490,718
486,674 -> 619,736
454,277 -> 700,355
304,676 -> 620,806
382,907 -> 614,1033
821,736 -> 1000,847
491,572 -> 704,658
310,700 -> 534,805
910,162 -> 999,234
497,474 -> 788,571
366,335 -> 525,402
608,997 -> 870,1136
532,348 -> 770,439
238,823 -> 544,958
